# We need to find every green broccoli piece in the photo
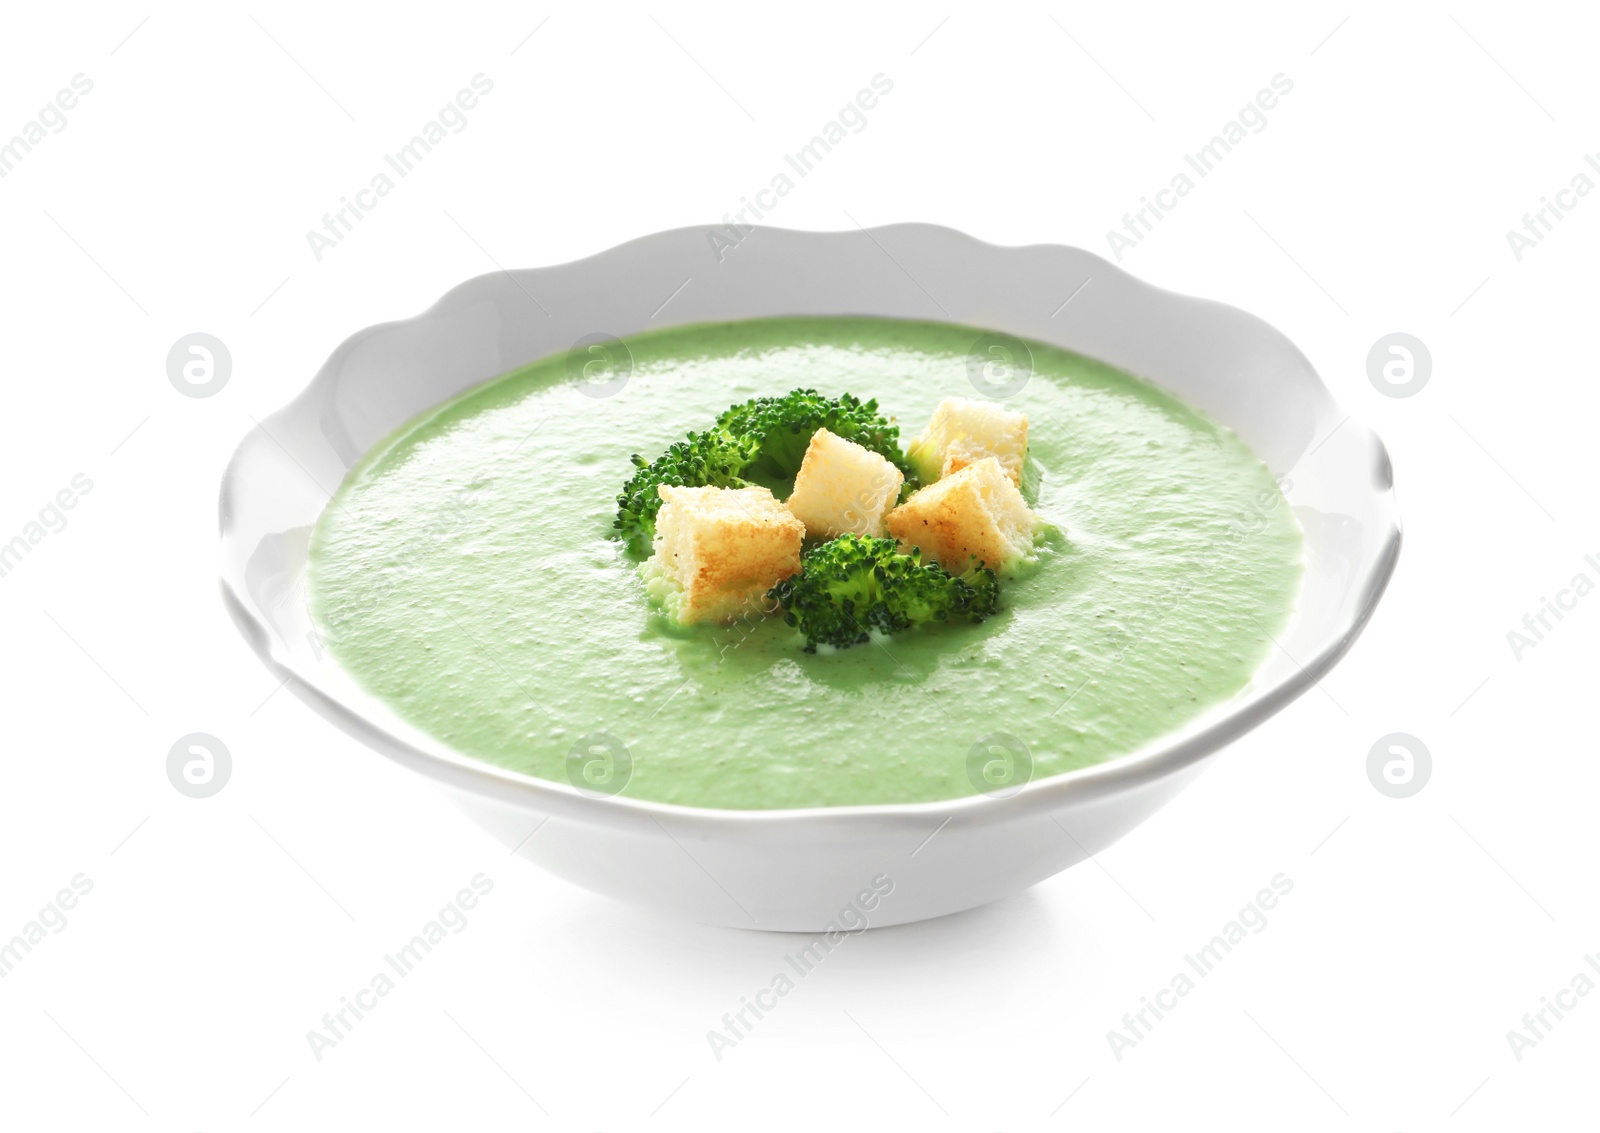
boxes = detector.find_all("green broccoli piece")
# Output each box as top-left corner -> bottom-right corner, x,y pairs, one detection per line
612,429 -> 754,557
767,534 -> 1000,651
715,389 -> 914,494
612,389 -> 913,557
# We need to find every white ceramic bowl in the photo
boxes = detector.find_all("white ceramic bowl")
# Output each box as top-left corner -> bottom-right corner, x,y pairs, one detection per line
220,223 -> 1400,931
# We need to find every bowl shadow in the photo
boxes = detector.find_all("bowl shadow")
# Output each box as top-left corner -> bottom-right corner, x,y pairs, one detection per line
547,881 -> 1103,1025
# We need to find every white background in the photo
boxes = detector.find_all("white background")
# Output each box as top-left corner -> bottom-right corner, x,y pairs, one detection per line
1,2 -> 1595,1129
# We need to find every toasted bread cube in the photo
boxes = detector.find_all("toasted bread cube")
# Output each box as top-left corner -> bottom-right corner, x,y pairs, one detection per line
886,456 -> 1040,575
641,484 -> 804,624
905,397 -> 1029,486
784,428 -> 905,539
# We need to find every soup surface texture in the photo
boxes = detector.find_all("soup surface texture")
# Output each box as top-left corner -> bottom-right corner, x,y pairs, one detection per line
309,317 -> 1302,809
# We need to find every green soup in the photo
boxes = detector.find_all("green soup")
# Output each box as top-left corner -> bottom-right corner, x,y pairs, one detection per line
308,317 -> 1301,810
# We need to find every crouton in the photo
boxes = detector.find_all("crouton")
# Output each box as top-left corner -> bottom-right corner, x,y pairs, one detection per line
641,484 -> 804,624
886,456 -> 1040,575
784,427 -> 905,539
904,397 -> 1029,486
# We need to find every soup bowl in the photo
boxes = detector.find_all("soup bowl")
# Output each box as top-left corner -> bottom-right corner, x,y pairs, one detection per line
220,223 -> 1400,930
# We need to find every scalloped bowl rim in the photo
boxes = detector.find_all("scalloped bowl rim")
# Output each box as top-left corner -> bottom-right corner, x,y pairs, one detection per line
219,222 -> 1401,830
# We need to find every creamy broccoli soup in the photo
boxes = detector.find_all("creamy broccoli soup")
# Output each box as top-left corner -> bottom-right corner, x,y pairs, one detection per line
308,317 -> 1301,809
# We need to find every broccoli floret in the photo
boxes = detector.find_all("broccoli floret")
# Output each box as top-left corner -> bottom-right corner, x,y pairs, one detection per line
613,389 -> 913,557
613,429 -> 754,557
767,534 -> 1000,651
716,389 -> 914,494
